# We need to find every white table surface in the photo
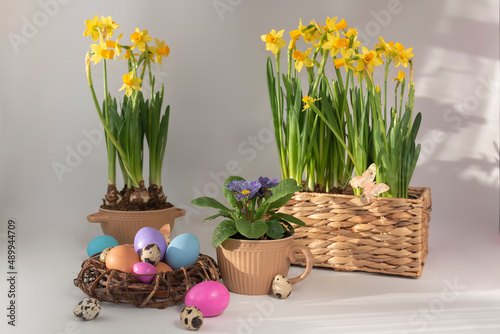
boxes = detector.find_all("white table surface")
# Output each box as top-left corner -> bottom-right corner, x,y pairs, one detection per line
2,212 -> 499,334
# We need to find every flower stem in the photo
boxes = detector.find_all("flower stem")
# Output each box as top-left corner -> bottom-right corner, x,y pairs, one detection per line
86,60 -> 138,186
103,59 -> 116,186
311,50 -> 328,97
275,52 -> 288,180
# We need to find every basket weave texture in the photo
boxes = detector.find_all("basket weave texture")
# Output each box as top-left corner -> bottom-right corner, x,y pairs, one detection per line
74,254 -> 220,308
279,187 -> 431,278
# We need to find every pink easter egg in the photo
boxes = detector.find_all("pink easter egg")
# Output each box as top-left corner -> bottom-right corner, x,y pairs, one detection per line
185,281 -> 230,317
132,262 -> 156,284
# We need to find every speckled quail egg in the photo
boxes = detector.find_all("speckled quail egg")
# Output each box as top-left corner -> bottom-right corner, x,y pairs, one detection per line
180,305 -> 204,331
272,274 -> 292,299
73,297 -> 101,321
99,247 -> 113,263
140,243 -> 162,266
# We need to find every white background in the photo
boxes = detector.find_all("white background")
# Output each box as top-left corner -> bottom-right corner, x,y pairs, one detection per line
1,0 -> 499,333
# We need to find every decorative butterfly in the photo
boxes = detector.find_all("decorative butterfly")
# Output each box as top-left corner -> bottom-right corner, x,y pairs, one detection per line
349,163 -> 390,204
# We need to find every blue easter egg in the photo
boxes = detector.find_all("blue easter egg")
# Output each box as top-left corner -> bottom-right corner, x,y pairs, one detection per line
165,233 -> 200,270
87,235 -> 119,257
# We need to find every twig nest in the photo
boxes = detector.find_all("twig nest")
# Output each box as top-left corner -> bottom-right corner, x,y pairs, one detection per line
140,243 -> 162,266
180,306 -> 204,330
99,247 -> 113,263
272,274 -> 292,299
73,297 -> 101,321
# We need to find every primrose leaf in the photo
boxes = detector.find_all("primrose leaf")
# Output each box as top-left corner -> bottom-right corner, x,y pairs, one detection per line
212,220 -> 238,248
265,220 -> 286,239
271,212 -> 306,226
235,219 -> 268,239
191,197 -> 231,213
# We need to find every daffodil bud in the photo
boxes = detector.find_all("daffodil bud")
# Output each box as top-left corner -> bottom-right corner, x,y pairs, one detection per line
102,25 -> 108,40
85,51 -> 90,70
85,52 -> 92,86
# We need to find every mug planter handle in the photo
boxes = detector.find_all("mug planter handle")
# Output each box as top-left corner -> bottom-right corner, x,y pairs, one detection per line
87,211 -> 108,223
175,208 -> 185,218
287,245 -> 313,284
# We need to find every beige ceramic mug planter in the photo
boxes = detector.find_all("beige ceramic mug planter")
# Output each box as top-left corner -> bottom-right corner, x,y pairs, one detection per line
87,207 -> 185,244
191,176 -> 312,295
216,235 -> 313,295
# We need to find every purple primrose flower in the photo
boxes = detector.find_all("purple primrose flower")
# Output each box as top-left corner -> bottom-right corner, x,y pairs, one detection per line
225,180 -> 262,201
258,177 -> 279,189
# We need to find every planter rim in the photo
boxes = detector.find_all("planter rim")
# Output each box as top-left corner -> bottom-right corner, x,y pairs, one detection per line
223,234 -> 294,245
294,186 -> 430,204
97,205 -> 177,214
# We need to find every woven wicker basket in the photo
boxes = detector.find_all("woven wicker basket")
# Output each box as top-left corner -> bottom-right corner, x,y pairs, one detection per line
74,254 -> 220,308
278,187 -> 431,278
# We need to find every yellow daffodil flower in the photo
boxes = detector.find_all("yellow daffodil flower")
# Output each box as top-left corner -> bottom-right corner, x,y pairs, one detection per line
393,42 -> 414,68
106,33 -> 123,58
106,40 -> 115,48
392,70 -> 406,82
90,40 -> 115,64
119,48 -> 139,61
302,95 -> 321,111
343,28 -> 362,49
290,29 -> 301,41
312,20 -> 327,35
334,48 -> 356,71
100,16 -> 119,39
130,28 -> 153,52
326,17 -> 348,33
261,29 -> 286,55
292,48 -> 314,72
358,47 -> 384,73
119,71 -> 142,97
149,38 -> 170,65
288,29 -> 301,49
375,36 -> 396,58
105,33 -> 123,57
334,57 -> 345,69
322,34 -> 349,57
298,19 -> 321,44
83,15 -> 104,41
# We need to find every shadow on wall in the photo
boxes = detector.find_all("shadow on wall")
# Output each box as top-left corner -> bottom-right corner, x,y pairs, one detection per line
403,1 -> 500,236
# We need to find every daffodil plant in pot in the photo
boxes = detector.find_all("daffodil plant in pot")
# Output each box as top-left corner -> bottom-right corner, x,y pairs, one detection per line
191,176 -> 313,295
83,15 -> 184,244
261,17 -> 431,277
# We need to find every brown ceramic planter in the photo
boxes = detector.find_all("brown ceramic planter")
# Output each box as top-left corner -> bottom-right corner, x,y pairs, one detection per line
87,207 -> 185,244
216,236 -> 313,295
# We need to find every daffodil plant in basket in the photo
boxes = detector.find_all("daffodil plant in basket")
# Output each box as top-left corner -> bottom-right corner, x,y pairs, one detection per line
261,17 -> 432,278
83,15 -> 183,244
84,15 -> 171,208
263,17 -> 421,198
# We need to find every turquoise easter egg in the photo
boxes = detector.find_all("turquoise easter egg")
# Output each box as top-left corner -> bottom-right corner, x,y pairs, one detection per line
87,235 -> 119,257
165,233 -> 200,270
